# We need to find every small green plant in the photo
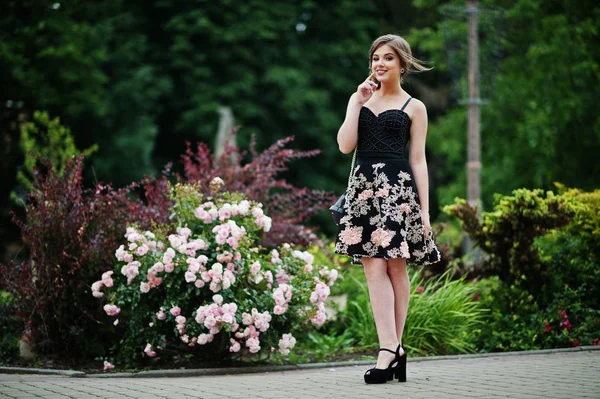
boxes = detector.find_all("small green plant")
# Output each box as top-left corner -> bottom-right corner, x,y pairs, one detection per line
11,110 -> 98,205
405,271 -> 486,356
335,267 -> 485,356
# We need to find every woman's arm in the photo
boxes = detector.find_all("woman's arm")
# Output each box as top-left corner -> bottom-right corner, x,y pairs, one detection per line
337,73 -> 378,154
337,93 -> 363,154
408,99 -> 432,235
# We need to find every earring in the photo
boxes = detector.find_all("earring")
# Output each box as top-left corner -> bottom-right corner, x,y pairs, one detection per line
401,68 -> 405,74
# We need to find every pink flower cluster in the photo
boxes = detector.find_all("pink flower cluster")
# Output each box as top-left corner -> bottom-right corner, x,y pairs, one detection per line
272,283 -> 293,315
218,200 -> 251,220
184,254 -> 209,287
175,315 -> 187,335
161,248 -> 176,273
310,282 -> 330,304
278,333 -> 297,356
292,250 -> 314,264
212,220 -> 247,249
311,302 -> 327,326
103,361 -> 115,371
241,308 -> 272,332
118,228 -> 163,261
193,201 -> 219,223
308,280 -> 330,326
91,271 -> 114,298
168,227 -> 208,256
233,308 -> 272,353
247,261 -> 274,288
252,206 -> 272,232
195,296 -> 239,337
144,343 -> 157,357
121,261 -> 141,285
195,199 -> 253,224
318,267 -> 339,287
270,249 -> 282,264
156,307 -> 167,320
103,304 -> 120,316
275,267 -> 291,285
198,262 -> 236,293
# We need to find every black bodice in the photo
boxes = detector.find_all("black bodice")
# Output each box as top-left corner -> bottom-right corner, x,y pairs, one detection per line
356,99 -> 412,156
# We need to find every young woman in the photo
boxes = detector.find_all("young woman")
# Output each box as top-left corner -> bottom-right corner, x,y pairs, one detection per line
335,34 -> 441,384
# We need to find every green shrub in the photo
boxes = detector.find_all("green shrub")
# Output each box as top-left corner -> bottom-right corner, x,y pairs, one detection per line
0,291 -> 23,364
443,188 -> 577,297
445,187 -> 600,352
468,277 -> 542,352
469,277 -> 600,352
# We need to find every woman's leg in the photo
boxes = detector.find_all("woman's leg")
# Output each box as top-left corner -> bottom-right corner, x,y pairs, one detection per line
387,257 -> 410,355
362,257 -> 399,369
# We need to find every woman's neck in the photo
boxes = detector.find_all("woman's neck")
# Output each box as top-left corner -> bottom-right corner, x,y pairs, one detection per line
377,82 -> 403,99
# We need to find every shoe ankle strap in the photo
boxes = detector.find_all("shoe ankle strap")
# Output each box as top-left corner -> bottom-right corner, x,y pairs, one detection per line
378,348 -> 396,355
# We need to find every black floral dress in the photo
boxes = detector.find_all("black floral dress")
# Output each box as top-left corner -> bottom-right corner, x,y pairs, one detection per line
335,97 -> 441,266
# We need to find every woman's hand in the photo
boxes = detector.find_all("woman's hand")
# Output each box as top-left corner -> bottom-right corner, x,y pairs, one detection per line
356,72 -> 378,105
421,212 -> 431,237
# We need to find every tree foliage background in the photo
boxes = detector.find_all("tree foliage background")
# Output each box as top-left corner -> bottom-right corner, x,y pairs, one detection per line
1,0 -> 599,257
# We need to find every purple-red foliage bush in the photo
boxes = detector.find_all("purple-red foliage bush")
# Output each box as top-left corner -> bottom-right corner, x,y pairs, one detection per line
181,133 -> 336,247
0,156 -> 172,361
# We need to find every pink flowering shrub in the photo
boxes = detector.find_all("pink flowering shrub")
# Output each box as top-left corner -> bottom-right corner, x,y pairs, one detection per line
180,134 -> 337,247
93,180 -> 339,368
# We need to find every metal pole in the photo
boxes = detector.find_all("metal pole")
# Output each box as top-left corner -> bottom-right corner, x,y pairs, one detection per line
467,0 -> 481,208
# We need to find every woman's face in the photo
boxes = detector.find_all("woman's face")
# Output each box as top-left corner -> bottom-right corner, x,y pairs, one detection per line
371,44 -> 402,85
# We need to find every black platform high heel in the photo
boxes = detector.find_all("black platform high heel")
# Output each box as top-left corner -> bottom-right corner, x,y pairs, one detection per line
364,347 -> 400,384
393,344 -> 407,382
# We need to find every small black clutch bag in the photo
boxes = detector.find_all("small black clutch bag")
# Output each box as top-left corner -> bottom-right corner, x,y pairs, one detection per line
329,149 -> 356,226
329,193 -> 346,225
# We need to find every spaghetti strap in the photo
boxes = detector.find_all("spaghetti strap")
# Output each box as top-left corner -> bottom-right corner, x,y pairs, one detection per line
400,97 -> 412,111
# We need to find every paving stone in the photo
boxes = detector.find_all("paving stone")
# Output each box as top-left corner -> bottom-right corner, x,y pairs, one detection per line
0,350 -> 599,399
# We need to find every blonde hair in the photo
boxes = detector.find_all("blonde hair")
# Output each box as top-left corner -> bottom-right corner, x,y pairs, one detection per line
368,34 -> 431,86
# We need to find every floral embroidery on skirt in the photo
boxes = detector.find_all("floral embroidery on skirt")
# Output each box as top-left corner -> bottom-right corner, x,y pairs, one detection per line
334,155 -> 441,266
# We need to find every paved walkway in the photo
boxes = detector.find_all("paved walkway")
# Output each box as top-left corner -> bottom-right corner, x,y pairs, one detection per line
1,349 -> 599,399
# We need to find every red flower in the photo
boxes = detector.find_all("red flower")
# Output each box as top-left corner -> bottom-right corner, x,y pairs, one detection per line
473,293 -> 480,301
416,286 -> 424,294
561,310 -> 568,319
564,320 -> 572,331
593,338 -> 599,346
572,339 -> 580,347
543,321 -> 552,333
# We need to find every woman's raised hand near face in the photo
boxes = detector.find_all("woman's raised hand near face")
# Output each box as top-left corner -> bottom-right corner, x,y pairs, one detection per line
356,72 -> 378,105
